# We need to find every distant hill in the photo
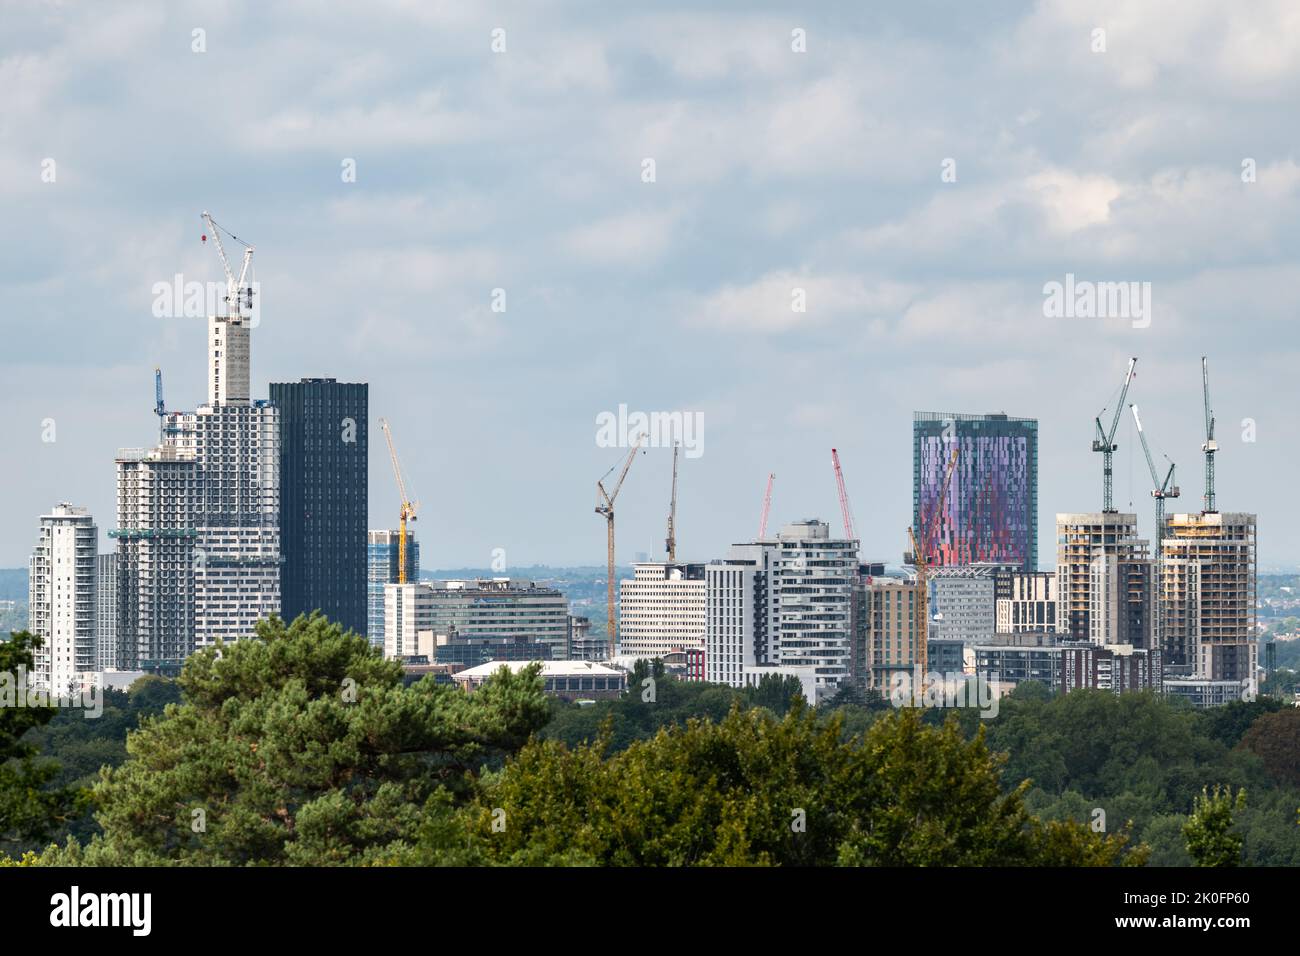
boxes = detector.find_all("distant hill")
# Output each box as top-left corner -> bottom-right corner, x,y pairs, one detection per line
0,569 -> 27,601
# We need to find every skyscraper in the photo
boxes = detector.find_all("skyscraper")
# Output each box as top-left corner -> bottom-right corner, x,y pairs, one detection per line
1055,512 -> 1153,649
114,444 -> 196,672
271,378 -> 368,635
367,529 -> 418,649
913,412 -> 1038,571
1162,511 -> 1256,679
115,230 -> 279,668
28,504 -> 97,694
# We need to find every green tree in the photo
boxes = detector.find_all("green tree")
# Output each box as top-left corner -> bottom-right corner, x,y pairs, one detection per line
454,703 -> 1142,866
1237,708 -> 1300,788
1183,785 -> 1246,867
40,613 -> 548,866
0,631 -> 85,849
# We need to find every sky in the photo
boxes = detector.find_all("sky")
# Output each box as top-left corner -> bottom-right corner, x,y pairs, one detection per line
2,0 -> 1299,572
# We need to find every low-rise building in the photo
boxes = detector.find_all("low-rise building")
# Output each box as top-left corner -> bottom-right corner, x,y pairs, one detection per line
453,659 -> 626,701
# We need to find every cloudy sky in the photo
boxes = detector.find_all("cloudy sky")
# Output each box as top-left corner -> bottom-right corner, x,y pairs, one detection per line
2,0 -> 1298,571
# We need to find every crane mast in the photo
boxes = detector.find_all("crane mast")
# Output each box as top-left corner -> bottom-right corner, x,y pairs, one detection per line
1091,357 -> 1138,513
1131,404 -> 1179,652
665,444 -> 679,562
909,444 -> 961,686
154,368 -> 165,440
758,473 -> 775,539
1201,356 -> 1217,514
907,446 -> 959,683
596,436 -> 644,659
379,418 -> 419,585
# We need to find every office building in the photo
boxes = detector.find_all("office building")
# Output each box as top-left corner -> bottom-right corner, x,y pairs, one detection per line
383,578 -> 568,662
271,378 -> 368,635
1161,512 -> 1257,680
617,562 -> 706,661
914,412 -> 1038,570
928,564 -> 1003,644
28,504 -> 97,694
367,529 -> 419,649
1056,513 -> 1153,649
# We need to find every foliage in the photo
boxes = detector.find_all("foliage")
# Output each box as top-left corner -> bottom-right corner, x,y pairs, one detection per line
37,613 -> 549,866
449,704 -> 1142,867
0,631 -> 86,850
1237,708 -> 1300,788
1183,786 -> 1246,867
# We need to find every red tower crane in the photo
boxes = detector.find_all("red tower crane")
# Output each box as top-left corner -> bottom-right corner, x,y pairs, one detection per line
831,448 -> 856,540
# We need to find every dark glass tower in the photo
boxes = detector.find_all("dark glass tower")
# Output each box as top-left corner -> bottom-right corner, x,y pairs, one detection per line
271,378 -> 368,634
913,412 -> 1038,571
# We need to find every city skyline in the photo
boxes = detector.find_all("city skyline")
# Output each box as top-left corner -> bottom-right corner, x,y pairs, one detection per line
3,3 -> 1297,574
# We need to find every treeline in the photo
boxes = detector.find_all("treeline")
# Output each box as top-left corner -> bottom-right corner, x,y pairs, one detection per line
2,616 -> 1297,866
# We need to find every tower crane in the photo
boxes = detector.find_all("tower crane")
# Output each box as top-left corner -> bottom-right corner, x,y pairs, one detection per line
1092,357 -> 1138,513
596,436 -> 645,659
154,368 -> 165,440
379,418 -> 419,585
1201,356 -> 1217,514
1131,403 -> 1179,649
906,445 -> 959,680
831,448 -> 857,539
758,473 -> 775,539
665,444 -> 679,563
200,211 -> 255,318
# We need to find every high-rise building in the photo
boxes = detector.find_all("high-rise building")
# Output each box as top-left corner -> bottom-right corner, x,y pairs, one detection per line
914,412 -> 1038,571
705,520 -> 857,703
617,562 -> 706,661
95,553 -> 117,671
1161,512 -> 1257,680
115,264 -> 279,667
271,378 -> 368,635
1055,513 -> 1153,649
185,400 -> 281,649
28,504 -> 97,694
863,577 -> 921,693
367,529 -> 418,649
114,445 -> 197,672
383,578 -> 568,664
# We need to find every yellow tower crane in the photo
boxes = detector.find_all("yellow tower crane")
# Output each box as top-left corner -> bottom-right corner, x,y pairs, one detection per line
595,435 -> 645,659
379,418 -> 419,584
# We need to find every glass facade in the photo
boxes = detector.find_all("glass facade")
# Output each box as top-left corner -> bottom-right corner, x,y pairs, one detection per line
271,378 -> 368,636
913,412 -> 1038,571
